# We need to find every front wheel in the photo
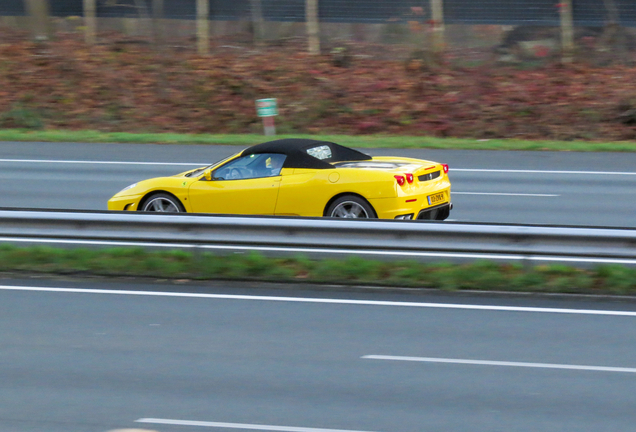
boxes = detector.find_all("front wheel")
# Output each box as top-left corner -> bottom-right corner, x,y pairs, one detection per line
326,195 -> 376,219
141,193 -> 184,213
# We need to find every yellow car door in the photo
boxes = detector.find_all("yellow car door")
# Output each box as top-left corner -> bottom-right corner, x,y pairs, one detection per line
275,169 -> 331,216
188,153 -> 285,215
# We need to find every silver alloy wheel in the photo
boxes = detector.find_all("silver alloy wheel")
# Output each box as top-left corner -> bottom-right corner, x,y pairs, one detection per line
143,197 -> 181,212
330,201 -> 370,218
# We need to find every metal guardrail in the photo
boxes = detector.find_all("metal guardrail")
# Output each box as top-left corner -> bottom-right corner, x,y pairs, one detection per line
1,209 -> 636,264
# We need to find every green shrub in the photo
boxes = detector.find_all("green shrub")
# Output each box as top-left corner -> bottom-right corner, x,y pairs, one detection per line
241,251 -> 272,277
595,265 -> 636,295
390,261 -> 428,286
510,271 -> 547,290
0,105 -> 43,129
0,241 -> 635,296
428,264 -> 462,291
198,253 -> 233,278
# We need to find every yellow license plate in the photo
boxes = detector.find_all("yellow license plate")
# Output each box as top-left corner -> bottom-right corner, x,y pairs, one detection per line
427,192 -> 445,205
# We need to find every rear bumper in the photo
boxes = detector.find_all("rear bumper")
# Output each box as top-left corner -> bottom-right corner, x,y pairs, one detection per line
416,202 -> 452,220
370,187 -> 452,220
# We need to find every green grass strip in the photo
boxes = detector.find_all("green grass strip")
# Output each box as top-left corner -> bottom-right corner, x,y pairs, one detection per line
1,129 -> 636,151
1,244 -> 635,295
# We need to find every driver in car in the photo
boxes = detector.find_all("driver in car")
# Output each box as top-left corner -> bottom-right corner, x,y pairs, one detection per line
262,154 -> 285,177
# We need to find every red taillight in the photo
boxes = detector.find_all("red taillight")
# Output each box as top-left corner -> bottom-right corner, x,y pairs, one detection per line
442,164 -> 449,174
394,175 -> 405,186
405,173 -> 414,184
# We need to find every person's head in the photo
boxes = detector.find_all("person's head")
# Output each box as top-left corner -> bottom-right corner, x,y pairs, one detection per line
270,155 -> 284,169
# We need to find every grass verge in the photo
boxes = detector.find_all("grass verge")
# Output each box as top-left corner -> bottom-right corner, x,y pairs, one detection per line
2,129 -> 636,151
2,244 -> 635,296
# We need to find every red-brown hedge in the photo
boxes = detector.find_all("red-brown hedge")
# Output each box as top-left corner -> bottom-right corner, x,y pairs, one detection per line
1,31 -> 636,141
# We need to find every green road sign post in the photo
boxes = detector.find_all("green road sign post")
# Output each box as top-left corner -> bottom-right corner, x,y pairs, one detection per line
256,98 -> 278,136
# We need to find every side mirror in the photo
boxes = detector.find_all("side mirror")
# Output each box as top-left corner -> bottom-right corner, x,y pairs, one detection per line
204,169 -> 212,181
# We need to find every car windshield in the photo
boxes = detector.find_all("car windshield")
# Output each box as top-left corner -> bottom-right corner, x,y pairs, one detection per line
213,153 -> 286,180
185,151 -> 243,177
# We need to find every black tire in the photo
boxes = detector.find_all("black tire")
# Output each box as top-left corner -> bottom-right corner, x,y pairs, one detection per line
326,195 -> 376,219
141,193 -> 185,213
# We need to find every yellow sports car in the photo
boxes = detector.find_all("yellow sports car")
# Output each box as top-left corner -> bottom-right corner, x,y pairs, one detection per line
108,139 -> 452,220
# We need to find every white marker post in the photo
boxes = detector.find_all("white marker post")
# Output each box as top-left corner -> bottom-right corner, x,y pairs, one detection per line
256,98 -> 278,136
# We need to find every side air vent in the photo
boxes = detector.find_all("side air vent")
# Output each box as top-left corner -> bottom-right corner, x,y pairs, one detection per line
418,171 -> 441,182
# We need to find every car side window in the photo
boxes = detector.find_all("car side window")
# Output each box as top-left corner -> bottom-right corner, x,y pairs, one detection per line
262,154 -> 286,177
212,153 -> 286,180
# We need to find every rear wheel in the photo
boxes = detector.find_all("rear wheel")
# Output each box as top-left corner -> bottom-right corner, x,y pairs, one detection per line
141,193 -> 184,213
326,195 -> 376,219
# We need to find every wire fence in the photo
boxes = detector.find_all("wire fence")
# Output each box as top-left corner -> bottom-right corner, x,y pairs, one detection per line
4,0 -> 636,25
2,1 -> 636,63
0,0 -> 636,27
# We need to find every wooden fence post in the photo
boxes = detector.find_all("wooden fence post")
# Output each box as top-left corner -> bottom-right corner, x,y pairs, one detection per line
196,0 -> 209,55
24,0 -> 50,40
430,0 -> 445,54
559,0 -> 574,63
152,0 -> 164,45
306,0 -> 320,55
83,0 -> 96,45
250,0 -> 265,45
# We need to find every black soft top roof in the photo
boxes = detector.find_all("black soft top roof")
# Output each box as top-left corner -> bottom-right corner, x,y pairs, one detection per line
241,139 -> 371,169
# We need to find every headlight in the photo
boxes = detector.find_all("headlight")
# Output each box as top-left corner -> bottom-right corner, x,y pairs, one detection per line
118,183 -> 137,194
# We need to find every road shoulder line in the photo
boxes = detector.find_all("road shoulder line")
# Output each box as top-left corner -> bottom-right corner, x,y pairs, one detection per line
2,285 -> 636,316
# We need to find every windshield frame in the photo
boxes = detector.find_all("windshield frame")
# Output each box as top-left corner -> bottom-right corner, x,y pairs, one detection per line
186,150 -> 244,178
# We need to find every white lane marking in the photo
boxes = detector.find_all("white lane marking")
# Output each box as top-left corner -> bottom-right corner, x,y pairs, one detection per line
137,418 -> 378,432
0,159 -> 200,166
362,355 -> 636,373
1,159 -> 636,176
454,169 -> 636,176
2,285 -> 636,316
2,236 -> 636,265
453,192 -> 560,197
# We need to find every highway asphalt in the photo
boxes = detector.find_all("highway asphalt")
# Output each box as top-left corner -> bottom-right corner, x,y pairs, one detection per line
1,279 -> 636,432
2,142 -> 635,432
1,141 -> 635,227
